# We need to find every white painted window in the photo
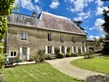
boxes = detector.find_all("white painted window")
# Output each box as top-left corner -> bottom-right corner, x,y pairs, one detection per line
65,47 -> 67,55
74,47 -> 76,53
72,47 -> 74,53
52,46 -> 54,54
60,47 -> 62,53
27,47 -> 30,60
21,32 -> 28,40
48,46 -> 52,54
76,47 -> 78,53
45,46 -> 48,54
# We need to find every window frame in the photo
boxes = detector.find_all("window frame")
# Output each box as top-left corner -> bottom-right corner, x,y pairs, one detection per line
60,36 -> 64,42
10,51 -> 17,57
21,32 -> 28,40
48,46 -> 52,54
48,34 -> 52,41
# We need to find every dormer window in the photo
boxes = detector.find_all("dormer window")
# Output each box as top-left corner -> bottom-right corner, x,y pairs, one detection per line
48,34 -> 52,41
21,32 -> 28,40
60,36 -> 64,42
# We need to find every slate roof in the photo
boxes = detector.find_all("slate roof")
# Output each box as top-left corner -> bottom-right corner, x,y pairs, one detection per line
38,11 -> 86,35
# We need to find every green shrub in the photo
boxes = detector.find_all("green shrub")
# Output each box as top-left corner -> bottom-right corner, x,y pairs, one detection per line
35,50 -> 45,63
55,47 -> 60,55
45,55 -> 51,60
56,53 -> 64,58
71,53 -> 79,57
71,53 -> 73,57
66,53 -> 71,57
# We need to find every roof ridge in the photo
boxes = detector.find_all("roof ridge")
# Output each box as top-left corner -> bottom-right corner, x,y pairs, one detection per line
42,11 -> 71,20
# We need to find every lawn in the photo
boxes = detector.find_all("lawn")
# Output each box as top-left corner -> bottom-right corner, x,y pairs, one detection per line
3,63 -> 80,82
71,56 -> 109,74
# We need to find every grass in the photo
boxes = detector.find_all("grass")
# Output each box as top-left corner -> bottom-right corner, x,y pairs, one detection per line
3,63 -> 80,82
71,56 -> 109,74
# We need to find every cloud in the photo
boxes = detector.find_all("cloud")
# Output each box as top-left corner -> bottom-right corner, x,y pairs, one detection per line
96,7 -> 108,16
14,0 -> 42,14
74,11 -> 91,21
73,17 -> 82,21
89,35 -> 100,40
35,0 -> 39,3
49,0 -> 60,9
95,0 -> 103,7
66,0 -> 94,13
35,5 -> 42,14
90,18 -> 105,35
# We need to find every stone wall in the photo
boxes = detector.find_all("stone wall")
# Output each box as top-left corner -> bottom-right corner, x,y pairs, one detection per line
6,25 -> 86,60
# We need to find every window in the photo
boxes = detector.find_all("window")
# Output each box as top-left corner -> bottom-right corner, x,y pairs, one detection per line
11,51 -> 16,56
60,36 -> 64,42
74,47 -> 76,52
21,32 -> 28,40
48,46 -> 52,54
48,34 -> 52,41
72,37 -> 76,42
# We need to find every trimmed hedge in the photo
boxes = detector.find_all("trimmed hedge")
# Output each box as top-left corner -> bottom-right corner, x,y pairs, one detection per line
56,53 -> 64,58
66,53 -> 71,57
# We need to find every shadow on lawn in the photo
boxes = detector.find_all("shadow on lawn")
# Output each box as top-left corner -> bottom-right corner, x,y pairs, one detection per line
84,75 -> 109,82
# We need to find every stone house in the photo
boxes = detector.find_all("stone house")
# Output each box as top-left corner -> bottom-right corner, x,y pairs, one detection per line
5,11 -> 87,61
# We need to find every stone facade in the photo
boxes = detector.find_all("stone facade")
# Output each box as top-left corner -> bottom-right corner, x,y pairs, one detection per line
5,12 -> 87,61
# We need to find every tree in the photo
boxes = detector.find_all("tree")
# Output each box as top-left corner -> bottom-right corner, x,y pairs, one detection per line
0,0 -> 15,70
73,20 -> 85,30
0,0 -> 15,42
101,3 -> 109,54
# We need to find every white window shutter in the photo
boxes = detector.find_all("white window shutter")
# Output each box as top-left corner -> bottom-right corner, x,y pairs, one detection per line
27,47 -> 30,60
60,47 -> 62,53
19,47 -> 22,60
45,46 -> 48,54
72,46 -> 74,53
84,47 -> 87,52
52,46 -> 54,54
65,47 -> 67,55
81,47 -> 83,53
76,47 -> 78,53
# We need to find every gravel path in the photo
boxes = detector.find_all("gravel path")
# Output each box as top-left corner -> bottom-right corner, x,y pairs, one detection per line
46,57 -> 105,80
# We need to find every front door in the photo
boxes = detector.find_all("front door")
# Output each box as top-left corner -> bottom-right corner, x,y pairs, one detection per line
22,47 -> 27,61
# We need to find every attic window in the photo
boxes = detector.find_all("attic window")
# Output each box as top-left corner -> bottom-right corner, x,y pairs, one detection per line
60,36 -> 64,42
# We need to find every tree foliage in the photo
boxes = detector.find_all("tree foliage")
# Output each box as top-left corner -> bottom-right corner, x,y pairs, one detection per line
0,0 -> 15,69
0,0 -> 15,46
73,20 -> 85,30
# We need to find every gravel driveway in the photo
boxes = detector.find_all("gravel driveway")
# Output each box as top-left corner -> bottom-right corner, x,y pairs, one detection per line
46,57 -> 105,80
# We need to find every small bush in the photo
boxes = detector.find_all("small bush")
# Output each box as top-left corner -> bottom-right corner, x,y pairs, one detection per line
71,53 -> 74,57
57,53 -> 64,58
45,55 -> 51,60
71,53 -> 78,57
66,53 -> 71,57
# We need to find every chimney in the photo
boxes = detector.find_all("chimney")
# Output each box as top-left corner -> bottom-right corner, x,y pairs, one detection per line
32,12 -> 36,18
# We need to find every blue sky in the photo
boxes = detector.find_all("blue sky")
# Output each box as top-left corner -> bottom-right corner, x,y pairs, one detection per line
14,0 -> 109,40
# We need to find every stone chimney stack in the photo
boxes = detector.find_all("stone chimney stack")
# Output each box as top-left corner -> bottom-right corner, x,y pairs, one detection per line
32,12 -> 36,18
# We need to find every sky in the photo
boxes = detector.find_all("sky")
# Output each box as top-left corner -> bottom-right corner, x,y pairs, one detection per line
14,0 -> 109,40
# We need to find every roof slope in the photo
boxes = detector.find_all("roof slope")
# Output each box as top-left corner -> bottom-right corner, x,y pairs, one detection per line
38,11 -> 86,35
